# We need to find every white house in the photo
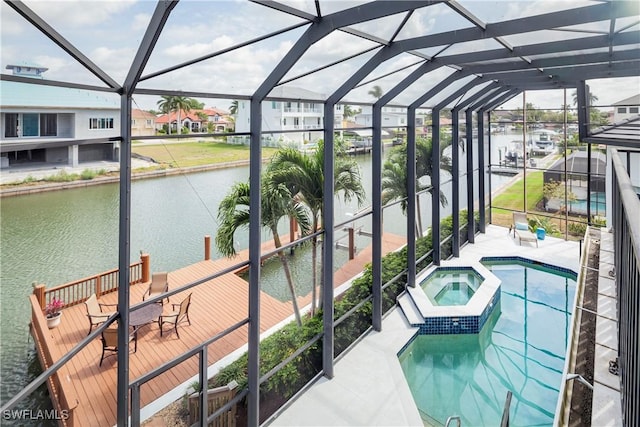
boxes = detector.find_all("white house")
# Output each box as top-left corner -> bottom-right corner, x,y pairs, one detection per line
354,106 -> 409,128
234,87 -> 343,148
1,64 -> 120,169
353,106 -> 429,138
612,94 -> 640,122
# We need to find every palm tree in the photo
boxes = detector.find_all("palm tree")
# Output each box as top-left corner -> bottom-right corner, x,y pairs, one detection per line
157,95 -> 174,135
268,142 -> 365,315
229,100 -> 239,116
382,137 -> 452,237
368,85 -> 383,100
343,105 -> 359,119
173,96 -> 192,135
571,90 -> 598,106
215,176 -> 311,326
157,96 -> 193,135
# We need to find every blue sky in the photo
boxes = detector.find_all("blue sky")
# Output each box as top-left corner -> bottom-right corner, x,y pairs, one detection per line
1,0 -> 638,112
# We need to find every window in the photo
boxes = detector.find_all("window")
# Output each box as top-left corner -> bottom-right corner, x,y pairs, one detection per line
89,117 -> 114,129
283,118 -> 287,126
618,107 -> 627,114
22,113 -> 38,137
294,117 -> 300,126
630,107 -> 639,114
40,114 -> 57,136
4,113 -> 18,137
146,119 -> 152,126
132,119 -> 137,125
272,101 -> 277,109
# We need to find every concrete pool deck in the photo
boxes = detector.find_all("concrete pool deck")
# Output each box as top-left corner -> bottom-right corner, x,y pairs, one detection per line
268,224 -> 581,426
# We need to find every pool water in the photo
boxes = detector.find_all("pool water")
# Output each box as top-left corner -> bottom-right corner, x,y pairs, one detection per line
434,281 -> 475,305
400,260 -> 576,426
421,268 -> 482,306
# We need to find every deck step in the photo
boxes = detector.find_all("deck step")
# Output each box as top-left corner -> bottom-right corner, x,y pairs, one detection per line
397,293 -> 423,326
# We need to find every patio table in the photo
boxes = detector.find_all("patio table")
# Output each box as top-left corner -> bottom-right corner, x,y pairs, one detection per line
129,304 -> 162,333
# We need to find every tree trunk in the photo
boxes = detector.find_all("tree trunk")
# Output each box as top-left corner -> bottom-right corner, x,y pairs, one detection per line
310,217 -> 319,316
273,229 -> 302,326
416,193 -> 424,238
177,109 -> 182,135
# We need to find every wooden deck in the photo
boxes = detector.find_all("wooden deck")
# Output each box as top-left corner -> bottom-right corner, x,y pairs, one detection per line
38,233 -> 406,426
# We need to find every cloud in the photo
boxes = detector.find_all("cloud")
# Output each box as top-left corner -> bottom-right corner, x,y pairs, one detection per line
26,0 -> 136,28
131,13 -> 151,32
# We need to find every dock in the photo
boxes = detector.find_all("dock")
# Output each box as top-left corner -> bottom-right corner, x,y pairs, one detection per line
30,233 -> 406,426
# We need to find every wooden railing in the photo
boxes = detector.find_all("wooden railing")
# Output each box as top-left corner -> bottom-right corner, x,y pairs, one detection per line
32,254 -> 151,311
29,295 -> 79,427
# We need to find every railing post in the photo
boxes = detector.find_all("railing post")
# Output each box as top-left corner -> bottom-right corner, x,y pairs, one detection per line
204,235 -> 211,261
141,253 -> 150,282
348,227 -> 355,260
96,276 -> 102,298
32,283 -> 46,311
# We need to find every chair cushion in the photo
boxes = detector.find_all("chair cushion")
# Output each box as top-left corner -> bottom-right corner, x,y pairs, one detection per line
515,222 -> 529,231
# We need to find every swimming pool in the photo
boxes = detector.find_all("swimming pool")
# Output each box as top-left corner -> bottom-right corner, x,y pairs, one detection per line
421,268 -> 482,306
398,257 -> 577,426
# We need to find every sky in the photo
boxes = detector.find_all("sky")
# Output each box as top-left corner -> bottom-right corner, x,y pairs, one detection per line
1,0 -> 638,113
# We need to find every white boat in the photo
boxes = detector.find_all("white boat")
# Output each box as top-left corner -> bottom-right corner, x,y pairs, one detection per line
503,141 -> 526,166
527,129 -> 558,156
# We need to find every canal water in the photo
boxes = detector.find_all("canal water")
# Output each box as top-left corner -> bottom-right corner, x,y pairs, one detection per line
0,143 -> 511,416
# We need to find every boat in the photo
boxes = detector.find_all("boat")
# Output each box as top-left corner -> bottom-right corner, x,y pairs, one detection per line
527,129 -> 558,156
503,140 -> 526,166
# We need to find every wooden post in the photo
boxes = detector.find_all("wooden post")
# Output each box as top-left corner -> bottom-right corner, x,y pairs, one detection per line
289,217 -> 297,243
141,253 -> 150,283
348,227 -> 355,260
32,282 -> 46,311
204,235 -> 211,261
96,276 -> 102,298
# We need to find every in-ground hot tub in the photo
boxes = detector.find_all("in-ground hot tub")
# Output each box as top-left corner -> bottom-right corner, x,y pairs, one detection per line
404,261 -> 501,334
422,267 -> 482,306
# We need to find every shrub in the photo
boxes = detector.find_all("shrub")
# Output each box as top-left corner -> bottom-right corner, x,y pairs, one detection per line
528,216 -> 560,235
568,221 -> 587,236
80,169 -> 97,180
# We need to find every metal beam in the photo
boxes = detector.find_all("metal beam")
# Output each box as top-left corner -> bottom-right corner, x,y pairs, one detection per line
465,108 -> 475,243
477,110 -> 486,233
372,104 -> 382,331
456,87 -> 510,112
4,0 -> 120,89
117,1 -> 178,425
432,108 -> 441,264
438,31 -> 639,67
482,89 -> 521,112
396,2 -> 636,53
256,0 -> 440,100
452,109 -> 460,257
139,22 -> 309,82
407,107 -> 417,287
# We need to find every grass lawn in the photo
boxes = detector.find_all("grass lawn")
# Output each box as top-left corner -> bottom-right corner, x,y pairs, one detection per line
491,171 -> 545,228
492,170 -> 545,212
133,141 -> 280,168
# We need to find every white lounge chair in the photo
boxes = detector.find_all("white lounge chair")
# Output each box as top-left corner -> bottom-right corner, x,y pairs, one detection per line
511,212 -> 538,247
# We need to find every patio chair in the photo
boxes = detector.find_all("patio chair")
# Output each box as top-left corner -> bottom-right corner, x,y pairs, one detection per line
85,293 -> 117,335
99,326 -> 137,366
159,293 -> 192,339
143,272 -> 169,304
510,211 -> 538,248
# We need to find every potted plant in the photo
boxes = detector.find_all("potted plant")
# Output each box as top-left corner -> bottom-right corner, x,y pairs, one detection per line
45,297 -> 64,329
